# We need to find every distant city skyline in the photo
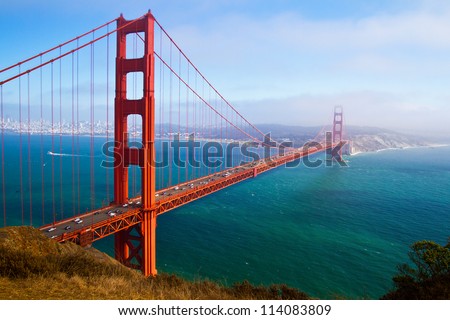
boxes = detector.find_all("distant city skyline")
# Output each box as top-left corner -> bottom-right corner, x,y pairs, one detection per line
1,0 -> 450,138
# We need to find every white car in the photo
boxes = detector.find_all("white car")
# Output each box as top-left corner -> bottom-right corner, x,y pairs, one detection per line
47,227 -> 56,232
73,218 -> 81,223
108,212 -> 116,217
75,219 -> 83,224
122,203 -> 128,207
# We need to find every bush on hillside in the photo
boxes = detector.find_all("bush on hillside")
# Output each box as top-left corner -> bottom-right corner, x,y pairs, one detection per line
382,239 -> 450,299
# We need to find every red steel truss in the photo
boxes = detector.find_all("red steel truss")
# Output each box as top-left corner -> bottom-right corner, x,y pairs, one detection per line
49,143 -> 331,252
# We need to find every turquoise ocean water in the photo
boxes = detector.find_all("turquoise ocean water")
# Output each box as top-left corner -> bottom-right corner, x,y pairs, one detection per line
1,135 -> 450,298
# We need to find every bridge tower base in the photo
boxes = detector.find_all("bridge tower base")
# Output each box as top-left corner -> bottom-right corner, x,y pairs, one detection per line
113,12 -> 157,276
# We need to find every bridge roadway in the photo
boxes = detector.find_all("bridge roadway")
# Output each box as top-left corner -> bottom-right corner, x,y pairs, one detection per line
39,143 -> 331,246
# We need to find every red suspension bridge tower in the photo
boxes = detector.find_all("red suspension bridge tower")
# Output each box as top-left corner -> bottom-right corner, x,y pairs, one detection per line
113,12 -> 157,276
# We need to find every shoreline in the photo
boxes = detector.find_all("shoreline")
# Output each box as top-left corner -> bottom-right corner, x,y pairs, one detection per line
350,143 -> 449,156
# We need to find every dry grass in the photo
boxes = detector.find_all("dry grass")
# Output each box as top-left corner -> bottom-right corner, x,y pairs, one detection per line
0,226 -> 311,300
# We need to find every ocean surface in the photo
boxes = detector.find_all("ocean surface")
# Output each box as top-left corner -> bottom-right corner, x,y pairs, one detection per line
1,135 -> 450,299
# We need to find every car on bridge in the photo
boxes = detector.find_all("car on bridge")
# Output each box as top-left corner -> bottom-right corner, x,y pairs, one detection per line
47,227 -> 56,232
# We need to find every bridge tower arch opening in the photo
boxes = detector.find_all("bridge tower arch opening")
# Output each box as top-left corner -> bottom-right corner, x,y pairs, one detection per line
113,12 -> 157,276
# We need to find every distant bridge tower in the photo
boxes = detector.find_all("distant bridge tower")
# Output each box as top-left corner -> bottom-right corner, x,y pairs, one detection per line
113,12 -> 157,276
326,105 -> 347,162
332,106 -> 343,144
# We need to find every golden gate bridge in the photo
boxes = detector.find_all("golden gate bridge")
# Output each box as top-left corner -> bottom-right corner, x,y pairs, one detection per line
0,12 -> 346,276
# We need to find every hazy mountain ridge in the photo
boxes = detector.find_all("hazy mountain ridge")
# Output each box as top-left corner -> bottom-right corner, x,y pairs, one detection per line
347,131 -> 427,153
255,124 -> 441,153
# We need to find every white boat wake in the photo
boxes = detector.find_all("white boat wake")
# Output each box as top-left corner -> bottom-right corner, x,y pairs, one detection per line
47,151 -> 84,157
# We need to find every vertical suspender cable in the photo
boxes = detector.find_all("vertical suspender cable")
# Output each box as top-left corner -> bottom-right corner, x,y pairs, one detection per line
241,115 -> 243,163
226,97 -> 228,168
208,86 -> 212,176
19,66 -> 24,225
76,40 -> 81,215
193,71 -> 197,180
219,99 -> 222,171
202,79 -> 205,178
168,43 -> 172,187
215,93 -> 218,173
1,85 -> 5,226
90,34 -> 95,210
71,52 -> 76,215
27,74 -> 33,225
208,83 -> 211,175
106,26 -> 110,203
159,28 -> 163,190
200,80 -> 204,178
59,48 -> 64,219
40,57 -> 45,225
185,61 -> 189,183
178,51 -> 181,185
51,62 -> 56,224
235,111 -> 238,167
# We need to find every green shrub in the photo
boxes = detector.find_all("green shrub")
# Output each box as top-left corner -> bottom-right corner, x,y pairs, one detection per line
382,239 -> 450,299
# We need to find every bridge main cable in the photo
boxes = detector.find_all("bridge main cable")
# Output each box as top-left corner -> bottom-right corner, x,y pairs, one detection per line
0,15 -> 146,86
154,18 -> 290,150
154,51 -> 275,149
0,18 -> 118,75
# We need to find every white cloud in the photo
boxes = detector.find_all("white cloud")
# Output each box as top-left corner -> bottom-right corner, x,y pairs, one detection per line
168,8 -> 450,91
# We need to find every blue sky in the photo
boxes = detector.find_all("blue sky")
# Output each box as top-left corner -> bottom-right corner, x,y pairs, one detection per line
1,0 -> 450,137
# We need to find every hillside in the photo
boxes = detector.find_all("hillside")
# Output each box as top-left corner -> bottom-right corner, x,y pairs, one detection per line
349,132 -> 429,153
0,226 -> 311,300
342,126 -> 430,153
255,124 -> 437,153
